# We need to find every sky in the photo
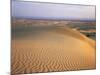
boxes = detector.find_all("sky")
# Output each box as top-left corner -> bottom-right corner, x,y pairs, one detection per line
12,0 -> 96,20
12,0 -> 96,5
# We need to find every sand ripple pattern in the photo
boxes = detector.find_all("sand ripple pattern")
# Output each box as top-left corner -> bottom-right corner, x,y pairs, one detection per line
11,27 -> 96,75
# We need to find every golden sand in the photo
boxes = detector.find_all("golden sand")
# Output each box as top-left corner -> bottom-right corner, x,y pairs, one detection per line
11,27 -> 96,74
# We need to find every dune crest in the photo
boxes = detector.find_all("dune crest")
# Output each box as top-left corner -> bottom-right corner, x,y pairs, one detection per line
54,27 -> 95,48
11,27 -> 96,75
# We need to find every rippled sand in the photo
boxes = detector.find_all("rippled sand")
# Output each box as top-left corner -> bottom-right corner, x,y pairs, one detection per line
11,27 -> 96,75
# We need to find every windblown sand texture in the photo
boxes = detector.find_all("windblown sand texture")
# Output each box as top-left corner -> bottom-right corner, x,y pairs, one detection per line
11,26 -> 96,75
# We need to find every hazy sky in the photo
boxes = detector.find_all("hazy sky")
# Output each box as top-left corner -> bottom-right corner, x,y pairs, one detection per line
12,0 -> 96,5
12,1 -> 96,20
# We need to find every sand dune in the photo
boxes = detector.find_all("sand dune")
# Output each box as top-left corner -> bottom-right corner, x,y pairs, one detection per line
11,27 -> 96,75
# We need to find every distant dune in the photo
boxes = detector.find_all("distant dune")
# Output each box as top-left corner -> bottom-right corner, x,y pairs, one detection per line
11,26 -> 96,75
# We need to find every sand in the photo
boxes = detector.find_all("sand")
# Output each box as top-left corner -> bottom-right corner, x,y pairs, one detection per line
11,26 -> 96,75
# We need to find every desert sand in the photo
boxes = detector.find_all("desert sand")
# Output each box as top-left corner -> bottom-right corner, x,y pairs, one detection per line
11,26 -> 96,75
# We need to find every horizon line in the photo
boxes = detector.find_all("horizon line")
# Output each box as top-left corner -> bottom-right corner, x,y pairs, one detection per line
12,17 -> 96,22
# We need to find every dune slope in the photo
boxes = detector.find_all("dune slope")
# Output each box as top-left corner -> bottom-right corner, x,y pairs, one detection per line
11,26 -> 96,75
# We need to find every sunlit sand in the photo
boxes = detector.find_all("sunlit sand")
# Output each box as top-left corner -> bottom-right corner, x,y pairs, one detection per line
11,26 -> 95,74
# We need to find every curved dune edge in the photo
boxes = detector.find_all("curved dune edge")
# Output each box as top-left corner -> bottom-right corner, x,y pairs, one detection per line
54,27 -> 95,48
11,27 -> 96,75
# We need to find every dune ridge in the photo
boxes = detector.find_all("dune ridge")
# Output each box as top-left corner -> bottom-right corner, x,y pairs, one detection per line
53,27 -> 95,47
11,27 -> 96,75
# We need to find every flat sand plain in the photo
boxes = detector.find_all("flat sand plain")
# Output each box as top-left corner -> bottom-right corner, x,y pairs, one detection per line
11,26 -> 96,75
